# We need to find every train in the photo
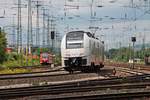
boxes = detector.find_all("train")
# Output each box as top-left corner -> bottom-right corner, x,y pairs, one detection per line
40,52 -> 53,65
61,31 -> 104,73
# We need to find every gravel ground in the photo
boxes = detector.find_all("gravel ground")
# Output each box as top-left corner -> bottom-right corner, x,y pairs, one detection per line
103,66 -> 133,77
0,72 -> 102,86
0,66 -> 139,87
1,66 -> 149,100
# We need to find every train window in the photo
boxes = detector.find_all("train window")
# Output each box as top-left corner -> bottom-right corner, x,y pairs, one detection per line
66,43 -> 83,49
42,53 -> 48,58
66,31 -> 84,41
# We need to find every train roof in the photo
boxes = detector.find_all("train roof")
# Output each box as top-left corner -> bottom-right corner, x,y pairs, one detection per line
67,31 -> 98,40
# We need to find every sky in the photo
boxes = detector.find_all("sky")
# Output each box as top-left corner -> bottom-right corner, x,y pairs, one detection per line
0,0 -> 150,49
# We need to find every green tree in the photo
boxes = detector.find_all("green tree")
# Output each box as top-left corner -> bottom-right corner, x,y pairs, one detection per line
107,47 -> 133,62
0,28 -> 7,63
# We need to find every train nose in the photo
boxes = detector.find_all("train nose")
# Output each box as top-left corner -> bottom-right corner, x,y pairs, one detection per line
42,59 -> 48,62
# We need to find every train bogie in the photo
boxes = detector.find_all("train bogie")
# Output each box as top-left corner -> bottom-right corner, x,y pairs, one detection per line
61,31 -> 104,73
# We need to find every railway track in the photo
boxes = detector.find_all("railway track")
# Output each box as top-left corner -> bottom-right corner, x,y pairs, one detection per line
43,89 -> 150,100
0,66 -> 140,80
105,62 -> 150,71
115,67 -> 145,75
0,74 -> 150,99
0,65 -> 148,89
0,66 -> 65,80
0,67 -> 97,87
0,62 -> 147,79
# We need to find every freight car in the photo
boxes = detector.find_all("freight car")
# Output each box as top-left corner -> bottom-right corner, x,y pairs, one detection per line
61,31 -> 104,73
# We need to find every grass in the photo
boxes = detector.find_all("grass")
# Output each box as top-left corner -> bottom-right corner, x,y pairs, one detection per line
0,68 -> 31,74
0,52 -> 61,74
0,59 -> 40,68
0,53 -> 40,74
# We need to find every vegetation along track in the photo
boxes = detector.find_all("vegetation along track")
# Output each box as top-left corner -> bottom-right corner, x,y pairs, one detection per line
0,74 -> 150,99
0,65 -> 51,71
0,66 -> 70,80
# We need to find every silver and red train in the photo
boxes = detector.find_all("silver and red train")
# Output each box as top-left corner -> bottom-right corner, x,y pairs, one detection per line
40,52 -> 53,65
61,31 -> 104,73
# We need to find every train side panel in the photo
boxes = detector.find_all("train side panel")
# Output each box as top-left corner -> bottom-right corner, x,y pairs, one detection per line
84,34 -> 104,67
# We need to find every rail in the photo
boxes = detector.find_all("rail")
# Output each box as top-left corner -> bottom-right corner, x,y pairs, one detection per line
0,74 -> 150,99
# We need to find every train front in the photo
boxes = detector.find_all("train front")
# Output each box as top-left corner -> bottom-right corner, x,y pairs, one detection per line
61,31 -> 86,72
40,53 -> 49,65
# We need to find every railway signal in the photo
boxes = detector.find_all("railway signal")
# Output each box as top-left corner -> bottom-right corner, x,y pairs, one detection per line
51,31 -> 55,52
0,27 -> 1,34
131,37 -> 136,69
51,31 -> 55,40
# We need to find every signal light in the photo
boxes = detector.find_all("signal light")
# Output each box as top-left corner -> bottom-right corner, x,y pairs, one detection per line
51,31 -> 55,39
0,27 -> 1,33
131,37 -> 136,42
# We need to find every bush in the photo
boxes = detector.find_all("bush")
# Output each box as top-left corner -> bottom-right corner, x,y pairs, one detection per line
0,31 -> 7,64
5,52 -> 19,61
54,54 -> 61,66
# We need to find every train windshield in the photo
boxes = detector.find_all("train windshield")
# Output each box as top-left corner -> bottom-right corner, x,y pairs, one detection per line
66,31 -> 84,41
67,43 -> 83,49
42,53 -> 48,58
66,31 -> 84,49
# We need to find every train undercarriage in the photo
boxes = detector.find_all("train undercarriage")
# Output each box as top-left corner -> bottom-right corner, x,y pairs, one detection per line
64,57 -> 104,73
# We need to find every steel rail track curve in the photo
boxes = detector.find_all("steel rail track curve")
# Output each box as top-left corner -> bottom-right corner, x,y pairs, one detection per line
0,67 -> 71,80
0,65 -> 147,80
0,74 -> 150,99
43,89 -> 150,100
